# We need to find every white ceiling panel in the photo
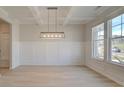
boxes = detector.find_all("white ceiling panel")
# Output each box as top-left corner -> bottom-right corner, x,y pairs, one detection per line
0,6 -> 111,25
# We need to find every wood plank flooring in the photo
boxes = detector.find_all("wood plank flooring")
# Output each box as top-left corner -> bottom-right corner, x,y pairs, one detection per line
0,66 -> 121,87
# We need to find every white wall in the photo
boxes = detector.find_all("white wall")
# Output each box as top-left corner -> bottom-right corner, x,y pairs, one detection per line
11,23 -> 20,69
19,24 -> 85,65
85,6 -> 124,86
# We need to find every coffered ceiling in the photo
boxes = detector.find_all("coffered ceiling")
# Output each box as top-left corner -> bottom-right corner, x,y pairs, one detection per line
0,6 -> 111,25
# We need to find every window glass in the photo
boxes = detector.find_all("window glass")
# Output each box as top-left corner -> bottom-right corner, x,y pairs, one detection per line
112,38 -> 124,63
112,25 -> 121,38
111,14 -> 124,64
92,23 -> 104,59
112,15 -> 121,26
98,31 -> 104,40
122,14 -> 124,24
94,40 -> 104,59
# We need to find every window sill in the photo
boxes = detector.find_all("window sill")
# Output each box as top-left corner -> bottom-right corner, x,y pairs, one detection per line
91,57 -> 104,62
107,61 -> 124,68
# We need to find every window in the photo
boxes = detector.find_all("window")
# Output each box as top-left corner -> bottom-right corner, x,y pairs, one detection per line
109,14 -> 124,64
92,23 -> 104,59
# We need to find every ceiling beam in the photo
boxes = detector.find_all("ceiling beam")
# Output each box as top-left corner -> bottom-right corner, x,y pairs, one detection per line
28,6 -> 43,25
63,7 -> 73,26
0,7 -> 19,24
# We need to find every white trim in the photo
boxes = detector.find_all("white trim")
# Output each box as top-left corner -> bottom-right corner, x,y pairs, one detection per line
92,57 -> 104,62
107,60 -> 124,67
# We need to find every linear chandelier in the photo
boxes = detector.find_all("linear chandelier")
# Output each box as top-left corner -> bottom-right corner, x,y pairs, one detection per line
40,7 -> 65,39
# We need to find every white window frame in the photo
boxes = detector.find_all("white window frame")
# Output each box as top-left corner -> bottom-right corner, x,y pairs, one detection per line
108,14 -> 124,65
92,23 -> 105,61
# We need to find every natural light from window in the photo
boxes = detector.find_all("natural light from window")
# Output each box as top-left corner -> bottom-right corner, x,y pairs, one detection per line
111,14 -> 124,64
92,23 -> 104,59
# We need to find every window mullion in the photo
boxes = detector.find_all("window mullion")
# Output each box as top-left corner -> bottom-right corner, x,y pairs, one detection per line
104,20 -> 108,62
108,20 -> 112,62
121,15 -> 123,37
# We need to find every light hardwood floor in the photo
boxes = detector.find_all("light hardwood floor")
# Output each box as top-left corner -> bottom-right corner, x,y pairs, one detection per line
0,66 -> 121,87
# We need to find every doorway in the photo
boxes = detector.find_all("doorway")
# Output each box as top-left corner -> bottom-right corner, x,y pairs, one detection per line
0,19 -> 11,70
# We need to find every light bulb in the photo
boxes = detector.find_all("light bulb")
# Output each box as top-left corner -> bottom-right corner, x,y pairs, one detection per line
43,35 -> 46,37
59,35 -> 61,37
51,35 -> 53,37
55,35 -> 58,37
47,35 -> 50,37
